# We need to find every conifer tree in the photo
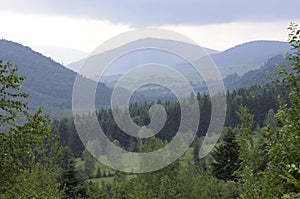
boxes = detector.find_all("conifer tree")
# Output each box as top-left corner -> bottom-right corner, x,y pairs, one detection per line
211,128 -> 240,181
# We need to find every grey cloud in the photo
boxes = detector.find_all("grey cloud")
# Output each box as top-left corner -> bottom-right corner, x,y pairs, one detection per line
0,0 -> 299,26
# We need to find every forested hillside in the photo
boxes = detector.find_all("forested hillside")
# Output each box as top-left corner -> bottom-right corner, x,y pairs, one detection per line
54,83 -> 284,158
224,54 -> 288,90
0,24 -> 299,199
0,40 -> 112,116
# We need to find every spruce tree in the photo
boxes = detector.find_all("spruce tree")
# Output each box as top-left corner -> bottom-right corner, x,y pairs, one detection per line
211,128 -> 240,181
96,167 -> 101,178
60,159 -> 87,199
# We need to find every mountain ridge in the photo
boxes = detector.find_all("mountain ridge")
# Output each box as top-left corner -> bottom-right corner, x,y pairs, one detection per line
66,38 -> 220,73
0,39 -> 291,117
67,39 -> 290,78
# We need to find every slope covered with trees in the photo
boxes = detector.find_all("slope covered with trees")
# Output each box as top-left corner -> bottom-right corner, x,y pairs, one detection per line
0,40 -> 112,117
224,54 -> 287,90
0,24 -> 299,198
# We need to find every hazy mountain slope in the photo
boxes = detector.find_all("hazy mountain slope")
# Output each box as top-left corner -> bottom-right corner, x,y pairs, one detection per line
210,40 -> 290,76
83,40 -> 290,89
0,39 -> 291,117
224,54 -> 288,91
213,41 -> 289,66
66,38 -> 220,73
131,54 -> 288,101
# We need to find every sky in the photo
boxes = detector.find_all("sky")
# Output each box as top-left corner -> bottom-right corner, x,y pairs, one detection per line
0,0 -> 299,64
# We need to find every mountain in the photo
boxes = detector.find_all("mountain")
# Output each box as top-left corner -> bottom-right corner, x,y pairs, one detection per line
65,38 -> 220,73
67,40 -> 289,78
131,54 -> 289,102
0,39 -> 111,118
66,39 -> 290,102
203,48 -> 220,55
224,54 -> 288,91
210,40 -> 290,77
0,39 -> 291,117
72,39 -> 290,90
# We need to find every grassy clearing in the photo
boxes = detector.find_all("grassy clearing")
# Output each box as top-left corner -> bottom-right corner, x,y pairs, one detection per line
89,174 -> 137,185
76,143 -> 220,185
75,158 -> 116,177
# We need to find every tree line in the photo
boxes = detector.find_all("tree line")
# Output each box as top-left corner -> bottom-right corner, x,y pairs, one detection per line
55,83 -> 285,159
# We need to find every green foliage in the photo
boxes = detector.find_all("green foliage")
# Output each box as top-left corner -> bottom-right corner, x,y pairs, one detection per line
82,149 -> 96,179
60,158 -> 87,199
235,106 -> 267,199
0,60 -> 28,126
211,128 -> 240,181
0,60 -> 63,198
225,84 -> 284,127
234,23 -> 300,198
55,84 -> 284,159
262,23 -> 300,198
263,109 -> 277,129
111,171 -> 129,199
2,24 -> 298,199
96,167 -> 102,178
179,163 -> 239,199
193,138 -> 201,166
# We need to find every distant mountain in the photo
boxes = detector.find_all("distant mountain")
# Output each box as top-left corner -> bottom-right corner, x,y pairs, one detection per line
66,40 -> 291,94
66,38 -> 220,73
68,40 -> 289,77
0,39 -> 111,118
66,59 -> 84,72
131,54 -> 289,101
0,39 -> 292,117
214,41 -> 289,66
210,40 -> 290,77
203,48 -> 220,55
76,39 -> 290,90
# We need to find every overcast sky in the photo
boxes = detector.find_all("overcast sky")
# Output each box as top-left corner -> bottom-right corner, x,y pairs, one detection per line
0,0 -> 299,63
